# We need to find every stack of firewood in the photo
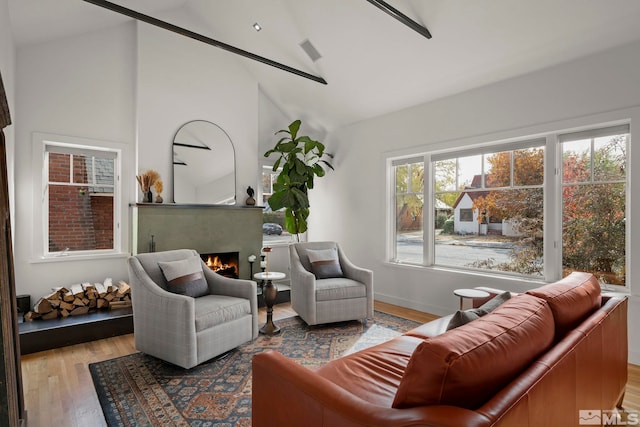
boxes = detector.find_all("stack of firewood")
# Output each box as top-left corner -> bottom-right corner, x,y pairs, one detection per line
24,278 -> 132,321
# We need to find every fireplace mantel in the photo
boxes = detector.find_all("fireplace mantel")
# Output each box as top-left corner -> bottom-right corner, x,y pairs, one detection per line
132,204 -> 263,280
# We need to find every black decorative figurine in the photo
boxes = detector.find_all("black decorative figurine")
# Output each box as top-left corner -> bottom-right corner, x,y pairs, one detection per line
246,186 -> 256,205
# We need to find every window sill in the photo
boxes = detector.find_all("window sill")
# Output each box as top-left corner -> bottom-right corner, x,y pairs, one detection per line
383,260 -> 548,285
29,252 -> 130,264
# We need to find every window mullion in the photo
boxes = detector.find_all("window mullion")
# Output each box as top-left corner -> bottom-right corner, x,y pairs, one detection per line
424,156 -> 433,266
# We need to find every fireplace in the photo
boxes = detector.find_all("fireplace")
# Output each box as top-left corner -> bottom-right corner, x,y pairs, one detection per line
200,252 -> 239,279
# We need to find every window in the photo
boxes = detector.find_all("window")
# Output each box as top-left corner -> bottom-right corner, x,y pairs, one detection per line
459,209 -> 473,222
432,139 -> 545,275
261,165 -> 290,244
560,125 -> 628,286
388,123 -> 629,286
391,157 -> 424,263
32,133 -> 126,260
45,144 -> 118,255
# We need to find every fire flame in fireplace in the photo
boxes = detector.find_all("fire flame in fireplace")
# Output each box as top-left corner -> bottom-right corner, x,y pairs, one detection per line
206,255 -> 238,277
206,255 -> 222,269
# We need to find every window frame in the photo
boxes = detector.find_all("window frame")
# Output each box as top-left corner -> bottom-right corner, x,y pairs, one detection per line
31,132 -> 129,262
386,121 -> 630,286
390,157 -> 426,264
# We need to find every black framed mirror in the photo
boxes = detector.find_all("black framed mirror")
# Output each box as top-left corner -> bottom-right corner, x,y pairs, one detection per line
172,120 -> 236,204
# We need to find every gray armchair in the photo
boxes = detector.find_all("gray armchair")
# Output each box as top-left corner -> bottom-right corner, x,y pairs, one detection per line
289,241 -> 373,326
128,249 -> 258,369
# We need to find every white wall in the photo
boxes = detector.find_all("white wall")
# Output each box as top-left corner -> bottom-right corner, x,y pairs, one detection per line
312,40 -> 640,363
14,23 -> 137,299
136,21 -> 259,205
13,15 -> 263,301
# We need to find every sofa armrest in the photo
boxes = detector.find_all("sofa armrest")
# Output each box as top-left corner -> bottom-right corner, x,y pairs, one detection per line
201,266 -> 258,338
128,257 -> 197,362
289,245 -> 318,321
202,265 -> 257,300
252,350 -> 490,427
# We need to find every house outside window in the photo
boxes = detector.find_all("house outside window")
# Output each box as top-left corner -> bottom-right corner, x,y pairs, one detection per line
388,123 -> 628,286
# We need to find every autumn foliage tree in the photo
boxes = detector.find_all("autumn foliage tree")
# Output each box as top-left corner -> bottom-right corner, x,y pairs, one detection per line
561,136 -> 626,284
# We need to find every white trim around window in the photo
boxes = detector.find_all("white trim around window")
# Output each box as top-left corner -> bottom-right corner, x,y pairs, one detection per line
31,132 -> 131,262
384,110 -> 634,287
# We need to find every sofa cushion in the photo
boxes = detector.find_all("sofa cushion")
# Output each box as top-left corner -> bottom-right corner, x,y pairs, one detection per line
194,295 -> 251,332
447,291 -> 511,330
392,293 -> 554,410
306,248 -> 344,279
158,256 -> 209,298
525,272 -> 601,339
315,278 -> 366,301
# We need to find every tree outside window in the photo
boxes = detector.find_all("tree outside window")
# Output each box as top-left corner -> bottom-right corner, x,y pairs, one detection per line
561,132 -> 627,286
393,158 -> 424,263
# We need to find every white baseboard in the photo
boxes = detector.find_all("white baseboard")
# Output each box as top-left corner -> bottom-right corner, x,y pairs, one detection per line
374,292 -> 451,318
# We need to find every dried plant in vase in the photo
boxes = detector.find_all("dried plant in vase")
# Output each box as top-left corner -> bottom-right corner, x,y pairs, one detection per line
154,180 -> 164,203
136,169 -> 160,203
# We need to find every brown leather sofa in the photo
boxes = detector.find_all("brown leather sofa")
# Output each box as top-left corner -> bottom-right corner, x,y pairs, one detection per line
252,272 -> 628,426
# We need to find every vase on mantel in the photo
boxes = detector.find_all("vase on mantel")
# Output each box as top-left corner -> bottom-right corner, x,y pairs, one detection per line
143,190 -> 152,203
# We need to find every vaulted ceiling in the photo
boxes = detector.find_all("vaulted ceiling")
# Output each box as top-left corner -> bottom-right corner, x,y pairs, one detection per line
9,0 -> 640,132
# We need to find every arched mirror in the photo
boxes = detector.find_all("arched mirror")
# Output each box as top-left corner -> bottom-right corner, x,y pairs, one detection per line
173,120 -> 236,204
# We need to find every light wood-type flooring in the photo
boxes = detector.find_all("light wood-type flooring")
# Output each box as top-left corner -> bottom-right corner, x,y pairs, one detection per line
19,301 -> 640,426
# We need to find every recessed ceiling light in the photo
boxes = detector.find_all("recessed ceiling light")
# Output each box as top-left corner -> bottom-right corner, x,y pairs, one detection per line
253,22 -> 262,32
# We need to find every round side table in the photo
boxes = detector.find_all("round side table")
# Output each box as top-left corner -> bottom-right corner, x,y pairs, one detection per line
254,272 -> 286,335
453,288 -> 490,310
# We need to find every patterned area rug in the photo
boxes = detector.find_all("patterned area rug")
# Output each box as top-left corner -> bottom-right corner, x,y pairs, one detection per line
89,311 -> 420,426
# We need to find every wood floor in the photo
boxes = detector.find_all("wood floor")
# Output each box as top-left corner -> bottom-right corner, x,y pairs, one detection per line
20,302 -> 640,426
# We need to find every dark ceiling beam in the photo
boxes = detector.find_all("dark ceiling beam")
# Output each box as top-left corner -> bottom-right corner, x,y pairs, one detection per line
81,0 -> 327,85
366,0 -> 432,40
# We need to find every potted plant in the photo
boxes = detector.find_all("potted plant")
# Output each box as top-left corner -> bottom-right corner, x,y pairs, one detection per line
264,120 -> 333,241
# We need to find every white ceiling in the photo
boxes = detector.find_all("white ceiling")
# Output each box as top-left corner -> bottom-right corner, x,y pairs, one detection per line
8,0 -> 640,132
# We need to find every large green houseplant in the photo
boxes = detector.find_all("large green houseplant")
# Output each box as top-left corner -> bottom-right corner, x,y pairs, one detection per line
264,120 -> 333,241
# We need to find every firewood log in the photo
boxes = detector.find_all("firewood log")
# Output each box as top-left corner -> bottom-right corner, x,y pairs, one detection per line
94,283 -> 107,298
109,300 -> 132,309
44,291 -> 60,301
24,311 -> 41,321
116,281 -> 131,298
33,298 -> 52,314
70,283 -> 85,296
104,277 -> 114,293
41,310 -> 58,320
70,306 -> 89,316
59,301 -> 74,311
